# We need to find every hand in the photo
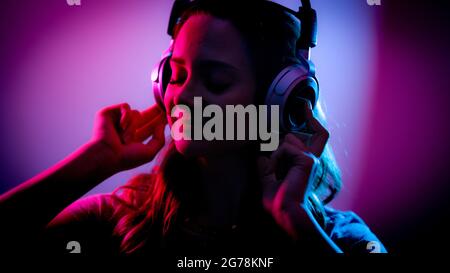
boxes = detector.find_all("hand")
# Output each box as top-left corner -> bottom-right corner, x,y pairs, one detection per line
90,103 -> 167,174
257,103 -> 329,240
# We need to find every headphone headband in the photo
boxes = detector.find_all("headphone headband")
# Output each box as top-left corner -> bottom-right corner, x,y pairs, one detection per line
167,0 -> 318,52
167,0 -> 191,37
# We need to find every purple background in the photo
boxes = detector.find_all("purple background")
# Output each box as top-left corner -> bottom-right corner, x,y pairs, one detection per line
1,0 -> 449,253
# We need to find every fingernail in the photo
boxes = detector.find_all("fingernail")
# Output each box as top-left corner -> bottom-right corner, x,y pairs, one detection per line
123,133 -> 130,142
121,119 -> 128,131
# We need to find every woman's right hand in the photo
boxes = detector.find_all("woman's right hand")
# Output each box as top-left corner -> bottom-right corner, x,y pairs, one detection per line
90,103 -> 167,174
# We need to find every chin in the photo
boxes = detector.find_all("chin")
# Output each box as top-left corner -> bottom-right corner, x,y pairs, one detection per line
174,139 -> 251,158
174,139 -> 207,157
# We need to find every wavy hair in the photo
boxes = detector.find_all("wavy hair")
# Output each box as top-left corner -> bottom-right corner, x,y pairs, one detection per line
112,0 -> 342,254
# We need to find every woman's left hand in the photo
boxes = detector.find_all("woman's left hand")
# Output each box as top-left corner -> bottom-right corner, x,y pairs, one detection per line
257,103 -> 329,240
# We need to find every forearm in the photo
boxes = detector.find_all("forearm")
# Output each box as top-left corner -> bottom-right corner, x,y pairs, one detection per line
290,205 -> 343,254
0,141 -> 116,235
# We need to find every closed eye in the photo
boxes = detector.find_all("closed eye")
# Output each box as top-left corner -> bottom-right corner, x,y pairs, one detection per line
168,62 -> 187,86
198,60 -> 237,94
168,56 -> 239,93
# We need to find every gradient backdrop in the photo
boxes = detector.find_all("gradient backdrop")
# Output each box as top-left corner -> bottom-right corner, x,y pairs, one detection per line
1,0 -> 449,254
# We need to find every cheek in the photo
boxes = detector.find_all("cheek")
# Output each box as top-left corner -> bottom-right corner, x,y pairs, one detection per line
226,83 -> 256,106
243,80 -> 257,103
163,89 -> 173,113
229,76 -> 256,104
164,85 -> 181,121
161,90 -> 174,129
205,82 -> 256,108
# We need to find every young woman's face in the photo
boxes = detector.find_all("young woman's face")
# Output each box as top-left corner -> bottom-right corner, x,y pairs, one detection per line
164,14 -> 257,157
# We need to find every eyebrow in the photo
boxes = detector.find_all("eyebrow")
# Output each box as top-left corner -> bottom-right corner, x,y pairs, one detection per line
170,57 -> 239,73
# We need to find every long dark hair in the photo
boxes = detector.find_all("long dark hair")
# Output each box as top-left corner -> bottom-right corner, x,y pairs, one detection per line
112,0 -> 342,254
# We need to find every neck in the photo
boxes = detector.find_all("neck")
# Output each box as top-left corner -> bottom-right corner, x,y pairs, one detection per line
195,149 -> 254,229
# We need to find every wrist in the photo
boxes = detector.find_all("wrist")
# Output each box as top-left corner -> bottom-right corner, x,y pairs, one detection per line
81,140 -> 121,178
284,203 -> 317,241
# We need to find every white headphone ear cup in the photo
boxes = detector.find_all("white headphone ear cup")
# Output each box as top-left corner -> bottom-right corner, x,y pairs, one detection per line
152,42 -> 174,112
152,56 -> 172,111
151,65 -> 163,109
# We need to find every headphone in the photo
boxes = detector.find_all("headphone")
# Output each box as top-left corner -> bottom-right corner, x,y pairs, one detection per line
152,0 -> 319,133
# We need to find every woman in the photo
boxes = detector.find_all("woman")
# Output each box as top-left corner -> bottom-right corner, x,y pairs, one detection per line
0,0 -> 386,255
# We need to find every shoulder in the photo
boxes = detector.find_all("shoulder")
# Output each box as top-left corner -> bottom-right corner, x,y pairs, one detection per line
324,206 -> 387,254
44,194 -> 125,254
48,193 -> 123,227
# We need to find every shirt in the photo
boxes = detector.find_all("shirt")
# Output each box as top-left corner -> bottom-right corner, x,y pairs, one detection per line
43,193 -> 387,255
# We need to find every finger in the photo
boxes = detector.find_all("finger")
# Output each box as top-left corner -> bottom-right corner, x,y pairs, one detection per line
99,103 -> 130,123
138,110 -> 165,129
140,124 -> 166,160
284,133 -> 308,151
284,149 -> 317,203
140,104 -> 163,124
273,142 -> 317,202
134,113 -> 166,142
303,105 -> 329,157
123,110 -> 165,143
269,142 -> 296,184
147,123 -> 166,147
122,110 -> 142,143
257,156 -> 278,201
121,124 -> 166,168
95,103 -> 131,140
134,106 -> 164,129
270,139 -> 304,165
120,104 -> 132,130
